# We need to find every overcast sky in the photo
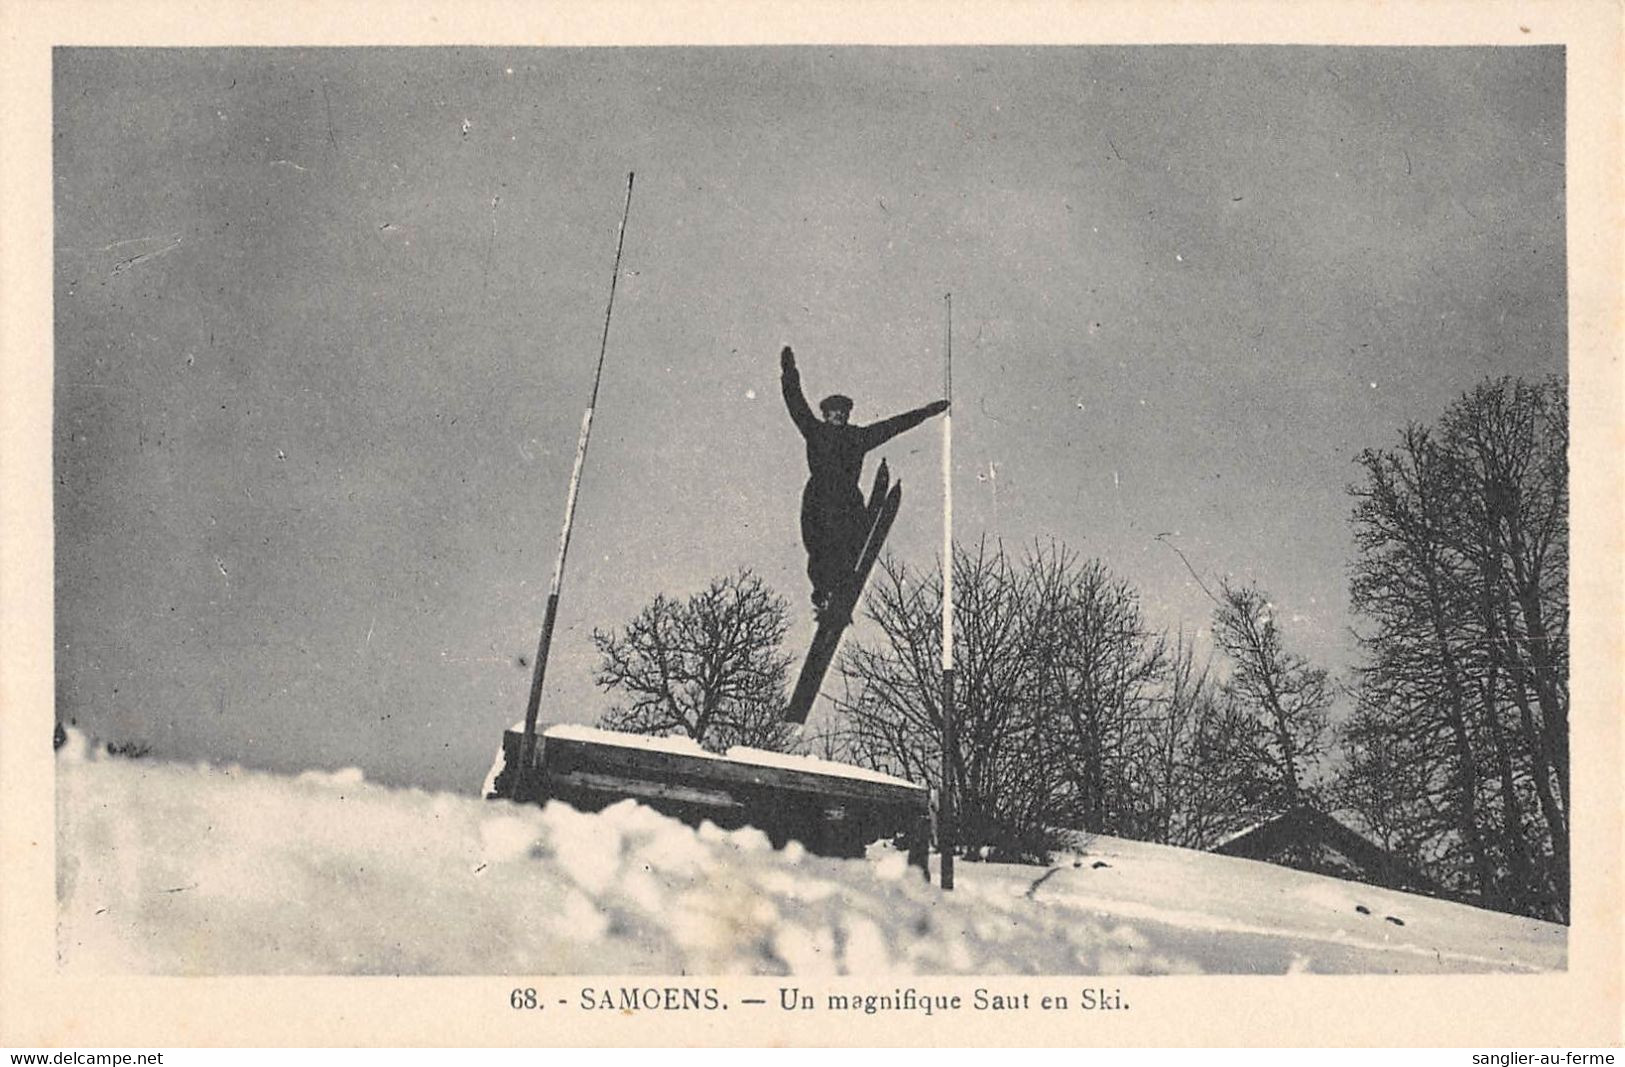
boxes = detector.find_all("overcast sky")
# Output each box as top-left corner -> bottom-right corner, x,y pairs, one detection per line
53,46 -> 1565,792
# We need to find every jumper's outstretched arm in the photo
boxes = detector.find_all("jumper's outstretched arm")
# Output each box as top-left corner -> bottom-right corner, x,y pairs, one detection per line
780,345 -> 819,438
858,399 -> 950,452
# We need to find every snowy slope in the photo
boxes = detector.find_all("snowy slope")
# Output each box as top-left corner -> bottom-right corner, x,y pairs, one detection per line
55,733 -> 1565,976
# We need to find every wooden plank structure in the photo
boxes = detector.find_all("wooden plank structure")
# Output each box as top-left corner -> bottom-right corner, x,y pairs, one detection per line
488,724 -> 932,876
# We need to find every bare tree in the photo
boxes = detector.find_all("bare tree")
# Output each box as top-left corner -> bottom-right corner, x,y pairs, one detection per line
834,541 -> 1059,857
1138,628 -> 1219,848
1177,691 -> 1274,849
1331,700 -> 1433,860
1343,377 -> 1568,920
833,540 -> 1179,860
1347,425 -> 1502,900
1442,377 -> 1568,914
593,569 -> 796,753
1024,544 -> 1168,837
1212,578 -> 1334,813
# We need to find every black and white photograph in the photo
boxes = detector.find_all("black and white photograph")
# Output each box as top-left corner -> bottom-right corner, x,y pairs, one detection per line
3,0 -> 1620,1051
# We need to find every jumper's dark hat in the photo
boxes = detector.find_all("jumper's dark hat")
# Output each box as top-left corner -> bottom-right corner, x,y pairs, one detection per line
819,394 -> 854,415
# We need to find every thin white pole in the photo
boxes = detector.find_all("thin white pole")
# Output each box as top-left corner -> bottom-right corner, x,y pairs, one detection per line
940,292 -> 956,891
511,172 -> 635,801
942,293 -> 954,672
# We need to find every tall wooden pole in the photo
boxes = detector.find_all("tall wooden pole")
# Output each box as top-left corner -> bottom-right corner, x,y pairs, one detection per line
510,172 -> 635,801
940,292 -> 956,890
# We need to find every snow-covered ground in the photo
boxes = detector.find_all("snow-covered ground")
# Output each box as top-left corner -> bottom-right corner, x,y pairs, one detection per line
56,732 -> 1565,976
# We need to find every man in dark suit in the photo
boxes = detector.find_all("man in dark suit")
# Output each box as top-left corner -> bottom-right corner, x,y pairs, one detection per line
780,344 -> 948,617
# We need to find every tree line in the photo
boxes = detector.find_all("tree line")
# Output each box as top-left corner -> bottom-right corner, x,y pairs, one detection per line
590,377 -> 1568,922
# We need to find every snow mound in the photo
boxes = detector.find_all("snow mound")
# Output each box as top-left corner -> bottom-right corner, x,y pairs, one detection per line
56,741 -> 1565,976
296,767 -> 367,789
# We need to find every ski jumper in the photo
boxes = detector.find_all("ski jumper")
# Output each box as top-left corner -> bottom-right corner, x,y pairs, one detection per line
781,352 -> 947,605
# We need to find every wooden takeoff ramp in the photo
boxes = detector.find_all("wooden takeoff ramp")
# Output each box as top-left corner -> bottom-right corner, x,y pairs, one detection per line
487,724 -> 931,876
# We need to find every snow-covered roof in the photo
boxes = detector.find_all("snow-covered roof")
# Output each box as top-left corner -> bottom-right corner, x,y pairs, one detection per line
1211,819 -> 1271,850
721,745 -> 922,790
543,722 -> 717,759
538,723 -> 922,789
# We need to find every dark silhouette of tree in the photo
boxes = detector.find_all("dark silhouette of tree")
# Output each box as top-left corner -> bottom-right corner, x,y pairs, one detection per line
1211,578 -> 1333,815
831,540 -> 1176,861
834,541 -> 1058,858
1443,376 -> 1568,915
1178,690 -> 1274,848
1120,628 -> 1204,845
1343,377 -> 1567,921
1331,701 -> 1433,862
1025,545 -> 1169,837
592,569 -> 796,754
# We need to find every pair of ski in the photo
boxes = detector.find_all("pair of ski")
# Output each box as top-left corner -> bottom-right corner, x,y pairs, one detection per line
783,459 -> 902,724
